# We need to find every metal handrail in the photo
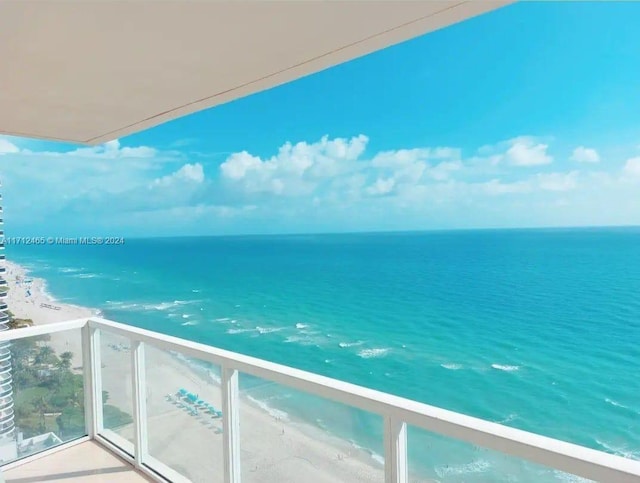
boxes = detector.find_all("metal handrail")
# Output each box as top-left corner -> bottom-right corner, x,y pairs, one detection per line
0,318 -> 639,482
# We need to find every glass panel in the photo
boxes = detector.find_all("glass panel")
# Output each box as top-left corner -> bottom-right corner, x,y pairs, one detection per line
407,425 -> 595,483
2,329 -> 84,464
144,344 -> 223,483
99,330 -> 134,448
239,373 -> 385,483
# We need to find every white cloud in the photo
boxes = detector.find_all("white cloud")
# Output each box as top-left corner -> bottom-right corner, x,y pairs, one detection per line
220,135 -> 369,196
570,146 -> 600,163
371,148 -> 430,168
7,131 -> 640,235
220,151 -> 262,180
426,160 -> 463,181
505,137 -> 553,166
153,163 -> 204,187
371,147 -> 459,168
623,157 -> 640,178
0,138 -> 19,155
536,171 -> 578,191
482,179 -> 532,195
66,139 -> 157,159
366,178 -> 395,196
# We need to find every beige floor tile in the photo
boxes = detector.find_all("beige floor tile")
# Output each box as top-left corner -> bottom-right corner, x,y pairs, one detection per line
4,441 -> 152,483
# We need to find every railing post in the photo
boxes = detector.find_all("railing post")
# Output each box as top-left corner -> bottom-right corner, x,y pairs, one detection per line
384,416 -> 408,483
131,340 -> 148,468
221,365 -> 241,483
82,324 -> 103,438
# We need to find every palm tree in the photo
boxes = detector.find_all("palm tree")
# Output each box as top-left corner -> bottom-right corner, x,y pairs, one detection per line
59,352 -> 73,370
35,396 -> 48,433
35,346 -> 54,365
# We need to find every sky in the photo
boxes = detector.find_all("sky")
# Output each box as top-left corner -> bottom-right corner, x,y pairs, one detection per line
2,2 -> 640,237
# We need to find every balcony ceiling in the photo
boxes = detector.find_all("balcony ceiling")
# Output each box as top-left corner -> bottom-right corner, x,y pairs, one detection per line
1,1 -> 509,145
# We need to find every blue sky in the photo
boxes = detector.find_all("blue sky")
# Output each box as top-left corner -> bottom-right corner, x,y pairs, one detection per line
2,2 -> 640,236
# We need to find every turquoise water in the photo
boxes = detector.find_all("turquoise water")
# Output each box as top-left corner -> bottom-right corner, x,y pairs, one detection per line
8,228 -> 640,480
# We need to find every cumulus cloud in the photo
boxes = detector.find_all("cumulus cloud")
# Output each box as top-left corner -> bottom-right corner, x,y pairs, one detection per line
623,157 -> 640,178
505,137 -> 553,166
0,138 -> 19,155
366,177 -> 396,196
67,139 -> 157,159
371,147 -> 459,168
153,163 -> 204,187
536,171 -> 578,191
5,131 -> 640,235
482,179 -> 532,195
570,146 -> 600,163
220,135 -> 369,196
426,160 -> 463,181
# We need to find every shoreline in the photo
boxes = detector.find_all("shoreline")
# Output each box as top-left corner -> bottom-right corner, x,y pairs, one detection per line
5,261 -> 392,482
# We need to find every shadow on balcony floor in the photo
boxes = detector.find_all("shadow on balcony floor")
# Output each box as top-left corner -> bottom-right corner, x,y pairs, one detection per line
3,441 -> 152,482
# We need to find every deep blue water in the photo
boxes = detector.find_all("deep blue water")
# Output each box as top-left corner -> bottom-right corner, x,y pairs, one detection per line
8,228 -> 640,481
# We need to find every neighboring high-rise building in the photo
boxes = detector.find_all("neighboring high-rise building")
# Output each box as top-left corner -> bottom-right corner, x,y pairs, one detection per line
0,189 -> 16,461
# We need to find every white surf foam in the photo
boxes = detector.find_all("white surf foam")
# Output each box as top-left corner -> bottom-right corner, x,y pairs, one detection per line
497,413 -> 518,424
552,470 -> 593,482
247,395 -> 289,421
604,398 -> 632,410
59,267 -> 84,273
226,328 -> 255,334
441,363 -> 462,370
349,441 -> 385,467
146,300 -> 199,311
338,340 -> 364,348
105,301 -> 141,310
71,273 -> 100,279
284,334 -> 324,346
295,323 -> 309,329
357,348 -> 390,359
256,326 -> 284,334
435,459 -> 491,478
491,364 -> 520,372
595,439 -> 640,459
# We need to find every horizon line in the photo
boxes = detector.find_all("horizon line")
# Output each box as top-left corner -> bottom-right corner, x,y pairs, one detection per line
7,223 -> 640,241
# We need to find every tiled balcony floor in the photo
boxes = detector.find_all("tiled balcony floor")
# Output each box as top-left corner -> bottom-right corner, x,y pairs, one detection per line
3,441 -> 152,483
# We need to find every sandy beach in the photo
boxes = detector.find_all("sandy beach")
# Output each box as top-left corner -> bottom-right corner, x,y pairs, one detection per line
5,261 -> 392,483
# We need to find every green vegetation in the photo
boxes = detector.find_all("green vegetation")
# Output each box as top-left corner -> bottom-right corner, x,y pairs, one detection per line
3,310 -> 34,329
8,318 -> 34,329
10,338 -> 132,440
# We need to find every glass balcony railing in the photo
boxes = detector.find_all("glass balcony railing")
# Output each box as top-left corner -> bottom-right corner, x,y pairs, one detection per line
1,328 -> 85,463
0,318 -> 638,483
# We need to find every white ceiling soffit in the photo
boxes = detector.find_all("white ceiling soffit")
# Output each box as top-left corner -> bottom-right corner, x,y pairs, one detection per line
1,1 -> 511,145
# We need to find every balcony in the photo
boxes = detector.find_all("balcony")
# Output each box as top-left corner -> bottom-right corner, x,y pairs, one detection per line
0,317 -> 638,483
3,441 -> 150,482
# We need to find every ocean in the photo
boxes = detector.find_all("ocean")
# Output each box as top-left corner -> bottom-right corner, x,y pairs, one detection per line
8,228 -> 640,481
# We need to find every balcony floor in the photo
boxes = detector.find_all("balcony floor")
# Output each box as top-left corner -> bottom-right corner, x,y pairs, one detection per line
3,441 -> 152,482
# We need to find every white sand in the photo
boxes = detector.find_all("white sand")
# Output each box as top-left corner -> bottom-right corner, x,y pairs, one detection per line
5,261 -> 395,483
